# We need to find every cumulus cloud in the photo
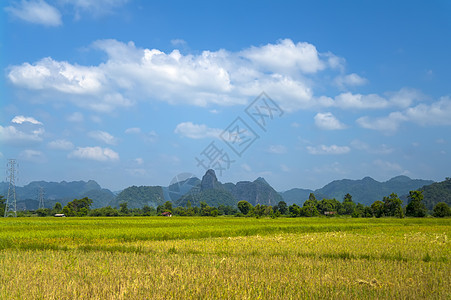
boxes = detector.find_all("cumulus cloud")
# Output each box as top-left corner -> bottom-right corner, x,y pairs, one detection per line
333,92 -> 388,109
68,146 -> 119,161
357,96 -> 451,132
387,88 -> 423,108
7,39 -> 346,113
174,122 -> 222,139
0,116 -> 45,146
241,39 -> 329,74
314,112 -> 346,130
48,139 -> 74,150
356,112 -> 407,133
5,0 -> 62,26
11,115 -> 43,125
334,73 -> 368,89
306,144 -> 350,155
405,96 -> 451,126
125,127 -> 141,134
171,39 -> 187,46
88,130 -> 118,145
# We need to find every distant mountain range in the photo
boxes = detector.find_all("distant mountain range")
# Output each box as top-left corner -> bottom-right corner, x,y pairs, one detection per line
1,173 -> 447,211
280,175 -> 434,206
0,180 -> 115,210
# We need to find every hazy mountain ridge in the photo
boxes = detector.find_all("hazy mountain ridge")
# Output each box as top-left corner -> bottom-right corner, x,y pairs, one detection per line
0,180 -> 111,210
281,175 -> 434,206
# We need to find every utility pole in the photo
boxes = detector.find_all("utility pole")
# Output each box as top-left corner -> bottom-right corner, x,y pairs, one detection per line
38,187 -> 45,209
5,159 -> 18,217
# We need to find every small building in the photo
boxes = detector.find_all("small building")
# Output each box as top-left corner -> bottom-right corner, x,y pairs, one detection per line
324,211 -> 336,216
161,211 -> 172,217
54,213 -> 66,217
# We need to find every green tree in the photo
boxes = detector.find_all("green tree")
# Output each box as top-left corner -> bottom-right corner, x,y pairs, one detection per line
238,200 -> 252,215
164,201 -> 173,212
383,193 -> 403,218
119,202 -> 130,215
0,195 -> 6,217
362,206 -> 373,218
277,201 -> 288,215
371,200 -> 384,218
352,203 -> 365,218
301,193 -> 319,217
340,193 -> 356,215
405,190 -> 427,217
53,202 -> 62,213
433,202 -> 451,217
62,197 -> 93,217
36,208 -> 51,217
289,204 -> 301,217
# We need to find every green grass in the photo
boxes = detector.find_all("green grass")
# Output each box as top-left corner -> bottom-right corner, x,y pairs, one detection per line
0,217 -> 449,299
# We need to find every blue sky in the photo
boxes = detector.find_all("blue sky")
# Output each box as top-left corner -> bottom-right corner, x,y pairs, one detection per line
1,0 -> 450,191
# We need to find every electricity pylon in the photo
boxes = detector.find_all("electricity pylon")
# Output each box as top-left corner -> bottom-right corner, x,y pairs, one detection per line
5,159 -> 18,217
38,187 -> 45,210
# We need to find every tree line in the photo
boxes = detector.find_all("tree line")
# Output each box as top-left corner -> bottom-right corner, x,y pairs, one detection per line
0,190 -> 450,218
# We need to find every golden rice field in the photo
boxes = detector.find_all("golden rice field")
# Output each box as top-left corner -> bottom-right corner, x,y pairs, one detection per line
0,217 -> 449,299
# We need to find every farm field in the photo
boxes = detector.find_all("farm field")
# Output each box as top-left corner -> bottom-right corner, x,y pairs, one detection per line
0,217 -> 449,299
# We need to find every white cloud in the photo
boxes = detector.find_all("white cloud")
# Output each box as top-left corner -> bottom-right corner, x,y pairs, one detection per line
405,96 -> 451,126
88,130 -> 118,145
333,92 -> 388,109
19,149 -> 46,163
8,57 -> 132,112
174,122 -> 222,139
0,120 -> 45,146
314,112 -> 346,130
68,146 -> 119,161
387,88 -> 423,108
306,144 -> 350,155
357,96 -> 451,132
134,157 -> 144,165
171,39 -> 186,46
5,0 -> 62,26
241,39 -> 328,74
7,39 -> 345,113
267,145 -> 287,154
48,139 -> 74,150
125,127 -> 141,134
356,112 -> 407,132
11,115 -> 43,125
334,73 -> 367,89
67,112 -> 84,122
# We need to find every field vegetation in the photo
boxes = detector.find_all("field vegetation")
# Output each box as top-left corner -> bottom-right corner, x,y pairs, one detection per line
0,217 -> 449,299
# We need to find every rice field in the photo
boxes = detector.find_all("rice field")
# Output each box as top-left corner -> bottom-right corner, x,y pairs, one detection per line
0,217 -> 449,299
